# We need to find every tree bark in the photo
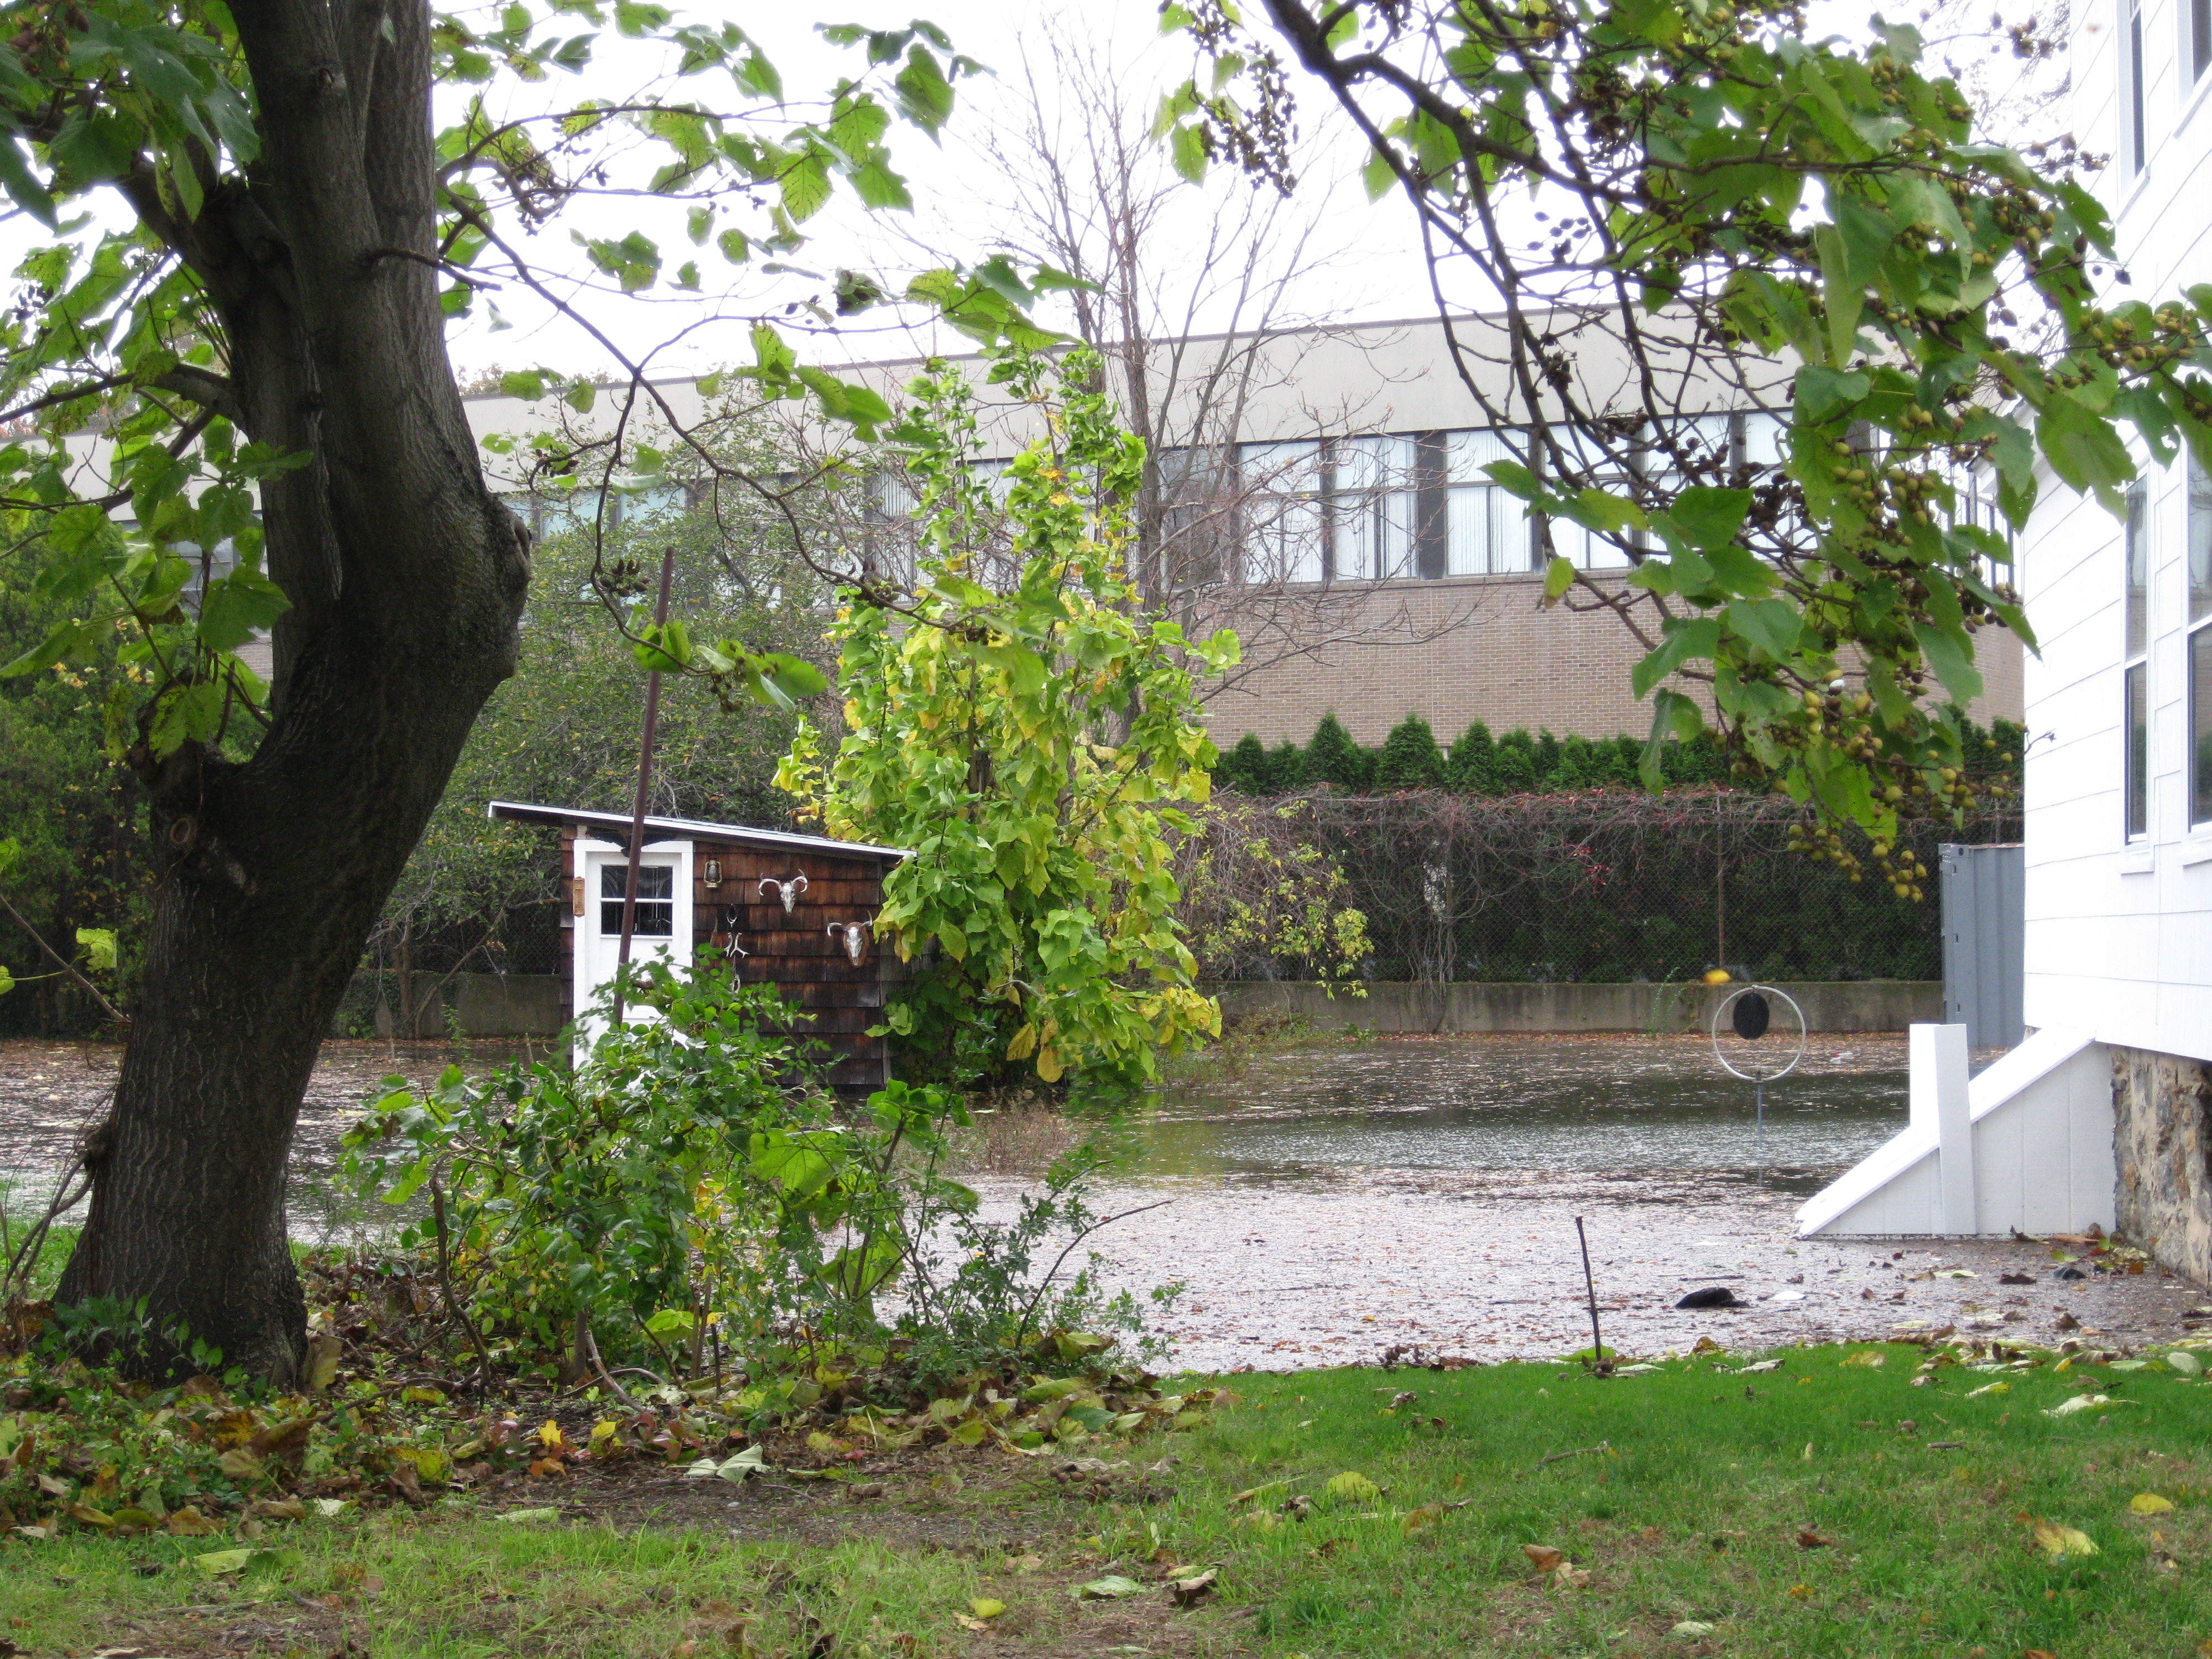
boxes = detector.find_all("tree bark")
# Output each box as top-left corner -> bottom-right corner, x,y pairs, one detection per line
54,0 -> 531,1381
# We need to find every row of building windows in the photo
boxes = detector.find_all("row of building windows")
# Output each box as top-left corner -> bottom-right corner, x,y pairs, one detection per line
2121,0 -> 2212,178
2122,457 -> 2212,838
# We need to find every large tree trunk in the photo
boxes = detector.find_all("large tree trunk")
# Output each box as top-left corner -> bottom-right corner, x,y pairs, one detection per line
54,0 -> 530,1381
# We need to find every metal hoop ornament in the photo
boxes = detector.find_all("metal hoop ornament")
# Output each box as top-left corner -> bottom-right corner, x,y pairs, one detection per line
1708,984 -> 1807,1082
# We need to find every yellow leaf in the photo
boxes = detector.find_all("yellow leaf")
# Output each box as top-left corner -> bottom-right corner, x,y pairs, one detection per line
968,1598 -> 1005,1619
1403,1501 -> 1446,1534
1323,1470 -> 1380,1503
1965,1381 -> 2011,1397
538,1419 -> 565,1448
806,1431 -> 837,1454
400,1386 -> 445,1405
2130,1493 -> 2176,1515
2030,1517 -> 2100,1559
1840,1350 -> 1887,1368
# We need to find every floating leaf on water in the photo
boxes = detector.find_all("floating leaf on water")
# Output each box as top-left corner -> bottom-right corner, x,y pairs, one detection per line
1072,1575 -> 1146,1600
2130,1493 -> 2176,1515
1323,1471 -> 1381,1504
2030,1517 -> 2100,1559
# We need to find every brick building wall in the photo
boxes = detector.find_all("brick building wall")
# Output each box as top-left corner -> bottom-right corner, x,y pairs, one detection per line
1199,571 -> 2025,747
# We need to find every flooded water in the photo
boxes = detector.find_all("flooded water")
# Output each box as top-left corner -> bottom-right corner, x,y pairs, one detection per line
7,1032 -> 2201,1366
1095,1034 -> 1908,1199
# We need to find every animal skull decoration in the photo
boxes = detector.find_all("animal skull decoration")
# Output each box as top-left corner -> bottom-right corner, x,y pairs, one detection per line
826,921 -> 871,967
758,873 -> 808,915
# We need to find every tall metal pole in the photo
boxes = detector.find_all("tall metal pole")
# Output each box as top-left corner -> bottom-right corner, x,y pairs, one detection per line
610,549 -> 677,1030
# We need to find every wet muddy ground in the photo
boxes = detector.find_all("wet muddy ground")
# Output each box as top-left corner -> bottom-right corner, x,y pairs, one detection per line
4,1031 -> 2203,1368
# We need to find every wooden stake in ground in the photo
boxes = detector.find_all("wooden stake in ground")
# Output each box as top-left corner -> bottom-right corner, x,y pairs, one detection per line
1575,1216 -> 1610,1374
609,549 -> 677,1031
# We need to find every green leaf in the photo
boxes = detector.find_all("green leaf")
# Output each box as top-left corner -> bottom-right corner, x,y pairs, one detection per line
1665,487 -> 1753,550
1171,122 -> 1209,185
75,928 -> 116,972
1912,620 -> 1983,703
197,569 -> 291,652
2036,395 -> 2135,506
1631,617 -> 1720,698
1793,366 -> 1870,424
1,618 -> 106,678
1541,555 -> 1577,601
1725,597 -> 1802,662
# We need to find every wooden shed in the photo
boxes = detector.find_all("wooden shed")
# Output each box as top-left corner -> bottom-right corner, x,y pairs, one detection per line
487,801 -> 908,1093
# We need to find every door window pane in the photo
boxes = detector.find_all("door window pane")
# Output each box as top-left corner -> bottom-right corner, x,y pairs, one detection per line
601,863 -> 674,936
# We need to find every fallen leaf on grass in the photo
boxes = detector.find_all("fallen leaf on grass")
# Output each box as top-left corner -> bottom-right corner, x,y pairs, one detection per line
1840,1350 -> 1887,1368
493,1507 -> 560,1525
952,1615 -> 989,1632
1009,1554 -> 1044,1574
2024,1650 -> 2058,1659
1787,1583 -> 1812,1599
968,1599 -> 1005,1619
1323,1470 -> 1381,1503
2130,1493 -> 2176,1515
2166,1351 -> 2204,1377
1796,1530 -> 1834,1550
2045,1394 -> 2126,1418
1404,1503 -> 1447,1535
2030,1518 -> 2100,1559
1670,1621 -> 1717,1639
164,1506 -> 220,1536
1229,1481 -> 1286,1506
1168,1568 -> 1218,1607
1966,1381 -> 2011,1397
191,1546 -> 297,1577
1072,1576 -> 1146,1600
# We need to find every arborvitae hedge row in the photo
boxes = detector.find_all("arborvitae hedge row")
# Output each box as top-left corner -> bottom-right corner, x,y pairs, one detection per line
1215,712 -> 2026,799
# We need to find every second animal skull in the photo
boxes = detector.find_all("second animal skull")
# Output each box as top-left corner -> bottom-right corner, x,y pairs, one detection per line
758,873 -> 808,914
826,921 -> 871,966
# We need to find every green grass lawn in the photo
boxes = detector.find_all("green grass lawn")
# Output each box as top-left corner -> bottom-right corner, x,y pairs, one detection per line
4,1340 -> 2208,1657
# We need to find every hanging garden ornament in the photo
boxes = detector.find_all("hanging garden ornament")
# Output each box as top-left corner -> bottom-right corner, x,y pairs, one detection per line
1710,983 -> 1806,1171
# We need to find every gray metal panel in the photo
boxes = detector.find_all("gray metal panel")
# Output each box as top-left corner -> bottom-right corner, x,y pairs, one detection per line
486,799 -> 909,862
1940,842 -> 2025,1048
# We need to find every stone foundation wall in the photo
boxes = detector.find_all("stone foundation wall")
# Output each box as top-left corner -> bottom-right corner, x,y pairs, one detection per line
2112,1044 -> 2212,1284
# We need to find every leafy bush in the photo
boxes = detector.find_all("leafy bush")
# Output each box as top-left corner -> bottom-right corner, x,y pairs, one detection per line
340,960 -> 1171,1395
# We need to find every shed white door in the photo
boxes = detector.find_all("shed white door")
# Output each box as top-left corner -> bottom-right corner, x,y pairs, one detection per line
572,837 -> 693,1047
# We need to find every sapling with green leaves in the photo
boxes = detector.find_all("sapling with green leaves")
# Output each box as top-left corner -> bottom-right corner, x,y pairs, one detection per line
779,349 -> 1239,1089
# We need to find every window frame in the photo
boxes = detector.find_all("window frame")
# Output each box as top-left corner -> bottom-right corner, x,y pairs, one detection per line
2125,0 -> 2150,176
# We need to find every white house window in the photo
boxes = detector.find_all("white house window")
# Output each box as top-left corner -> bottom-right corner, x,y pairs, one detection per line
2125,482 -> 2149,838
2125,0 -> 2148,176
600,864 -> 673,937
2193,0 -> 2212,88
2189,457 -> 2212,825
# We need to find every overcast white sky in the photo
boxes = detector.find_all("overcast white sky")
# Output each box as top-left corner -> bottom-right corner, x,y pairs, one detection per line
0,0 -> 1952,390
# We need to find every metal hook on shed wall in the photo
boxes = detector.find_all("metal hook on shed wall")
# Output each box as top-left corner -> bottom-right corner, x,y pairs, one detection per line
758,872 -> 809,914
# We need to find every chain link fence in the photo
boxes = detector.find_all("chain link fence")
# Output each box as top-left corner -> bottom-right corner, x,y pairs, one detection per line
1181,789 -> 2020,986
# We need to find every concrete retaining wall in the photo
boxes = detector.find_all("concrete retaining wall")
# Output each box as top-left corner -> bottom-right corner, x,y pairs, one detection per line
1208,978 -> 1942,1035
339,973 -> 1942,1040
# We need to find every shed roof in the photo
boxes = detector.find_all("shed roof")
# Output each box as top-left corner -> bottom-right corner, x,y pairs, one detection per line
486,801 -> 909,863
